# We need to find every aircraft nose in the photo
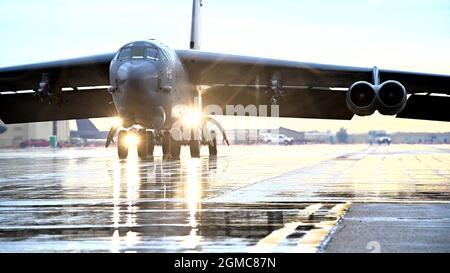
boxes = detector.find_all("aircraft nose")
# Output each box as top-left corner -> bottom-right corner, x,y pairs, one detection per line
118,62 -> 159,91
117,61 -> 159,105
115,61 -> 169,129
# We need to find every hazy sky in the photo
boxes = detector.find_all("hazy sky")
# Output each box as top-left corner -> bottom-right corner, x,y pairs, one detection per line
1,0 -> 449,133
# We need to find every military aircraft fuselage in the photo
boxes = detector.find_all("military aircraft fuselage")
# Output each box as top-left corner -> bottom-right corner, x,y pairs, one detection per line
109,40 -> 194,130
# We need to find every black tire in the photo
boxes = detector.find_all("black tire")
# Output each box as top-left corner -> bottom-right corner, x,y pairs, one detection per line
162,131 -> 171,159
147,131 -> 155,156
171,138 -> 181,160
118,131 -> 128,159
190,140 -> 201,158
137,131 -> 148,159
208,137 -> 217,156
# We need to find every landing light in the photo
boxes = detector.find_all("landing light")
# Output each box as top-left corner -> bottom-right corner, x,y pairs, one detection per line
125,133 -> 140,146
183,110 -> 202,128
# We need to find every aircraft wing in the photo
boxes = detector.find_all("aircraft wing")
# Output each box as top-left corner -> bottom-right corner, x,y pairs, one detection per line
176,50 -> 450,121
0,53 -> 117,124
1,50 -> 449,124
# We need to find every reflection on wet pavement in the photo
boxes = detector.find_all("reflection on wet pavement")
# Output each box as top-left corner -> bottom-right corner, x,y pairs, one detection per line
0,145 -> 449,252
211,145 -> 450,203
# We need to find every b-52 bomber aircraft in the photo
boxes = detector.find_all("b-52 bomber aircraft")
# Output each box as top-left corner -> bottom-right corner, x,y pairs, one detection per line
0,0 -> 449,159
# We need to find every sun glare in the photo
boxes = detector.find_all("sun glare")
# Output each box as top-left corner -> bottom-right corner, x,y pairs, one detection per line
183,109 -> 202,128
124,133 -> 140,146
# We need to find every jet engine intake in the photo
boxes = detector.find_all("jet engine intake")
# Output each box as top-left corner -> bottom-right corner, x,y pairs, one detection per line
346,81 -> 377,116
346,80 -> 408,116
376,80 -> 407,115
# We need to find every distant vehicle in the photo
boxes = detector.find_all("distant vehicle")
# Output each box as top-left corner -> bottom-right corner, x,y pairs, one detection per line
260,133 -> 294,145
0,125 -> 6,135
369,130 -> 391,145
376,136 -> 392,145
20,139 -> 49,148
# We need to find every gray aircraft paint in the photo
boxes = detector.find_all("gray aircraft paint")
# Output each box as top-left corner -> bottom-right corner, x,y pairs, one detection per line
109,40 -> 194,130
190,0 -> 202,50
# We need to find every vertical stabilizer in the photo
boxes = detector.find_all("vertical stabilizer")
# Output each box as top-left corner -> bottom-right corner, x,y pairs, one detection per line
190,0 -> 202,50
76,119 -> 99,133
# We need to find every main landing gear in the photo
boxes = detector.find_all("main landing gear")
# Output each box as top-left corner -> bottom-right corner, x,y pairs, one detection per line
186,116 -> 229,158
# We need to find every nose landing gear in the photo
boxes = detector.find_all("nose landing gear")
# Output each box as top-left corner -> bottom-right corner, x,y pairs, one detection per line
117,130 -> 129,159
137,130 -> 149,159
116,129 -> 154,160
147,131 -> 155,157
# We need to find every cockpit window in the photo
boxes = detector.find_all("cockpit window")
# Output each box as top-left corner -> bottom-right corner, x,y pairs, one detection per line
159,49 -> 172,61
145,48 -> 159,61
118,47 -> 131,60
131,47 -> 145,59
118,46 -> 160,61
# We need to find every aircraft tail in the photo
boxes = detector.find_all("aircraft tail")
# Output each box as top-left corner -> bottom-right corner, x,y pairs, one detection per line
0,124 -> 6,135
76,119 -> 99,133
190,0 -> 203,50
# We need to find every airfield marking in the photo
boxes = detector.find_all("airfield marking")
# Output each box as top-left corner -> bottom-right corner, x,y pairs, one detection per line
250,203 -> 323,252
1,145 -> 449,252
296,202 -> 351,253
250,202 -> 351,253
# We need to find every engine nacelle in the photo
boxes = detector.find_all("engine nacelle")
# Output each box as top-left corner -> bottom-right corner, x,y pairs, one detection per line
346,80 -> 408,116
376,80 -> 407,115
346,81 -> 377,116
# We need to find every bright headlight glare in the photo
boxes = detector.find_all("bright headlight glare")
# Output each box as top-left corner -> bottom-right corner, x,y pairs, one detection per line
124,133 -> 140,146
183,110 -> 202,128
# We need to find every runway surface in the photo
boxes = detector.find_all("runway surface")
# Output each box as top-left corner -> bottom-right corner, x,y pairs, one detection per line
0,144 -> 449,252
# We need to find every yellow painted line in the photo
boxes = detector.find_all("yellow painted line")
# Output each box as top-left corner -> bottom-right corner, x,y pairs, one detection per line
249,203 -> 323,253
296,202 -> 351,253
295,226 -> 332,253
327,202 -> 351,218
299,203 -> 323,218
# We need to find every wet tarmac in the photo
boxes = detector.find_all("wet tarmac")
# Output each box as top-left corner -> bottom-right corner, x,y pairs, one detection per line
0,145 -> 449,252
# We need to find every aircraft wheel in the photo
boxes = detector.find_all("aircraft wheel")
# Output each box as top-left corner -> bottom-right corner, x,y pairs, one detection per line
118,130 -> 128,159
208,137 -> 217,156
171,138 -> 181,160
190,140 -> 200,158
147,131 -> 155,156
137,130 -> 148,159
162,131 -> 171,160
